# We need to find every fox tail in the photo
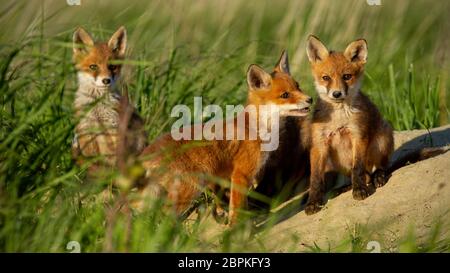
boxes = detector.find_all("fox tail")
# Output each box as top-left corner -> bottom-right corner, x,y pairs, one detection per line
387,145 -> 450,175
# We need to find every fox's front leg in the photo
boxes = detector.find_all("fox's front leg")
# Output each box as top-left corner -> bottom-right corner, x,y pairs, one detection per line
371,124 -> 394,188
229,168 -> 251,226
351,137 -> 373,200
212,192 -> 229,225
305,145 -> 328,215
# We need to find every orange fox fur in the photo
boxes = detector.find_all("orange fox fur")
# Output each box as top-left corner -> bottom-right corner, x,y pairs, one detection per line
140,51 -> 312,225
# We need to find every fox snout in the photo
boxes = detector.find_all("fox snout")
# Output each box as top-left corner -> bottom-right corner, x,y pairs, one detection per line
331,90 -> 342,99
102,78 -> 111,85
320,77 -> 350,101
76,70 -> 117,90
299,95 -> 313,109
314,80 -> 352,102
328,87 -> 347,101
80,72 -> 116,89
287,95 -> 312,117
95,73 -> 115,88
298,95 -> 313,113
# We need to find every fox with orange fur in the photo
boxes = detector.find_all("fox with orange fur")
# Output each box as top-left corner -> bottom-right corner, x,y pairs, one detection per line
72,26 -> 147,171
140,51 -> 312,225
304,35 -> 395,214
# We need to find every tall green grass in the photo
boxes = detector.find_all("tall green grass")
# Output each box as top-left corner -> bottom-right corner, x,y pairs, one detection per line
0,0 -> 449,252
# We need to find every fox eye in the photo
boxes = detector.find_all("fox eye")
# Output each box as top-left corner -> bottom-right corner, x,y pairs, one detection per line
89,64 -> 98,71
280,92 -> 290,99
108,64 -> 117,70
343,74 -> 352,81
322,75 -> 331,81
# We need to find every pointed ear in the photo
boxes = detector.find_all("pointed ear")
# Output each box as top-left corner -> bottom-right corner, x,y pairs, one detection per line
274,50 -> 290,74
344,39 -> 368,63
306,35 -> 329,63
73,27 -> 94,55
247,64 -> 272,91
108,26 -> 127,57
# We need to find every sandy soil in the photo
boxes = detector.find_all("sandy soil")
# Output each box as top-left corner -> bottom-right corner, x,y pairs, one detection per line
198,125 -> 450,252
262,125 -> 450,252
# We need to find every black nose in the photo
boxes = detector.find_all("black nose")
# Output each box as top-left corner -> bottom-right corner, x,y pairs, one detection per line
102,78 -> 111,85
332,91 -> 342,98
306,97 -> 313,104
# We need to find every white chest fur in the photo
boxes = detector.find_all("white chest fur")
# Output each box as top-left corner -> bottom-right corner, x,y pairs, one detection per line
252,118 -> 287,187
323,103 -> 360,138
74,86 -> 121,132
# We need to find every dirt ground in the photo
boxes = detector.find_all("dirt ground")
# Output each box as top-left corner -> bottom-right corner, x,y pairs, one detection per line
199,125 -> 450,252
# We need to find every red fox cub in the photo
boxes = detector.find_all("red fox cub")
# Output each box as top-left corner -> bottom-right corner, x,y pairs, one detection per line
140,51 -> 312,225
304,35 -> 394,214
72,26 -> 147,172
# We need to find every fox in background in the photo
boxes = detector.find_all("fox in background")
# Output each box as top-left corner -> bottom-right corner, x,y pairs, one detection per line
139,51 -> 313,225
304,35 -> 449,215
71,26 -> 147,173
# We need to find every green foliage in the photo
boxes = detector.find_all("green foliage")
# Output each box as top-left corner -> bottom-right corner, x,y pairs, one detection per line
0,0 -> 449,252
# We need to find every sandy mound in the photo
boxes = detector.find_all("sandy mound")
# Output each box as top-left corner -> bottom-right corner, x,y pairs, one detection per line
261,125 -> 450,252
197,125 -> 450,252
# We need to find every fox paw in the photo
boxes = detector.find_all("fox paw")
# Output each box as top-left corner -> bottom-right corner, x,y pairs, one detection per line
372,169 -> 387,188
212,205 -> 229,225
352,185 -> 373,200
305,202 -> 323,215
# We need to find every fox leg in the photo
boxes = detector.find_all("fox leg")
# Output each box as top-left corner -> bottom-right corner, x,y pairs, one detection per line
212,189 -> 229,224
369,123 -> 394,188
351,137 -> 373,200
229,168 -> 251,226
212,199 -> 228,224
305,145 -> 328,215
164,174 -> 202,217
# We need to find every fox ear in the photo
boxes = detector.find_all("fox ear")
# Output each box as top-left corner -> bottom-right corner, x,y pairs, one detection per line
344,39 -> 368,63
306,35 -> 329,63
73,27 -> 94,55
247,64 -> 272,91
108,26 -> 127,57
274,50 -> 290,74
